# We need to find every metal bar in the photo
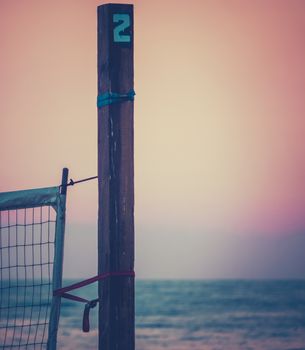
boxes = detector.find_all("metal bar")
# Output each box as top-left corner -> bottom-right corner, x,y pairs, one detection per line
47,168 -> 68,350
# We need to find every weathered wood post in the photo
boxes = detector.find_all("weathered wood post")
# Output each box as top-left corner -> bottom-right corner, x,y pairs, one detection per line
97,3 -> 134,350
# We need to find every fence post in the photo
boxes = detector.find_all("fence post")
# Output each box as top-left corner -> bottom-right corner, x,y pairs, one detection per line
97,4 -> 135,350
47,167 -> 68,350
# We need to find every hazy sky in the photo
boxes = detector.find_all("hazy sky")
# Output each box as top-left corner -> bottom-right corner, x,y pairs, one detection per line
1,0 -> 305,278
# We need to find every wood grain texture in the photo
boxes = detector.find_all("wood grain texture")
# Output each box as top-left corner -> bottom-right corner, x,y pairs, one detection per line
97,4 -> 134,350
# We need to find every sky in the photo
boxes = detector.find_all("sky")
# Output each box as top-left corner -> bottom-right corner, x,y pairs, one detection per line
1,0 -> 305,279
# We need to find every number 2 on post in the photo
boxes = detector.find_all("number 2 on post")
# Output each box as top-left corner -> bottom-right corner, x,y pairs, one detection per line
113,14 -> 131,43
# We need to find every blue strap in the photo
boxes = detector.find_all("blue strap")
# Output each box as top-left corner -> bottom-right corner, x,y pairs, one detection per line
97,89 -> 135,108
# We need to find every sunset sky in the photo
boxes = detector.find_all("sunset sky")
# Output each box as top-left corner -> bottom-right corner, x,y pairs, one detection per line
1,0 -> 305,278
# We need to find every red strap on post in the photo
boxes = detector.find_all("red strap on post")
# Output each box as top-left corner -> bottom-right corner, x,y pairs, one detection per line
53,271 -> 135,297
53,271 -> 135,333
82,299 -> 99,332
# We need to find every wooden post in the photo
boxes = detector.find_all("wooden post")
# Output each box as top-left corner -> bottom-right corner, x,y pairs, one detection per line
97,4 -> 134,350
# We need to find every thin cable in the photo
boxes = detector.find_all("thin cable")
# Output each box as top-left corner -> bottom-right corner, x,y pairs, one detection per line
59,175 -> 98,190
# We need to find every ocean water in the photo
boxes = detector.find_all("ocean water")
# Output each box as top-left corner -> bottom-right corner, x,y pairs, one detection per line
57,280 -> 305,350
1,280 -> 305,349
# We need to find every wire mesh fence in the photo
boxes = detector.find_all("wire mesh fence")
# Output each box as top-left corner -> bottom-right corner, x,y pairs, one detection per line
0,206 -> 57,349
0,185 -> 65,349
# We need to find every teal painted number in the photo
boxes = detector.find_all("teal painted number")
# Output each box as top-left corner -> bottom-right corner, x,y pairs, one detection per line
113,14 -> 131,43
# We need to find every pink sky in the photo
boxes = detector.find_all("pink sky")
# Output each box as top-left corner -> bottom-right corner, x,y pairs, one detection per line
1,0 -> 305,278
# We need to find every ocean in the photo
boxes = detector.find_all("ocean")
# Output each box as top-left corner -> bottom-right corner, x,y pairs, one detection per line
56,279 -> 305,350
1,280 -> 304,349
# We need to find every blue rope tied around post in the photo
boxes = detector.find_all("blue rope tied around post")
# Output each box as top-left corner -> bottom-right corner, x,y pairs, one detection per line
97,89 -> 135,108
